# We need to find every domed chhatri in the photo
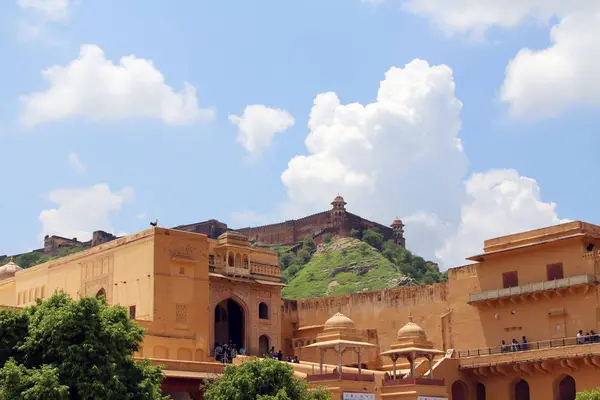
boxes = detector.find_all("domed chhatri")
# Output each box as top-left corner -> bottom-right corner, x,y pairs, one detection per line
392,311 -> 434,350
391,218 -> 404,227
396,312 -> 428,343
381,311 -> 444,379
324,312 -> 356,331
331,195 -> 346,206
0,257 -> 23,280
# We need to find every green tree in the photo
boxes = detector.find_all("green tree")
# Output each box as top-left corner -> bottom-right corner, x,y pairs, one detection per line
301,237 -> 317,254
349,229 -> 361,239
362,229 -> 384,250
578,389 -> 600,400
0,292 -> 167,400
204,358 -> 330,400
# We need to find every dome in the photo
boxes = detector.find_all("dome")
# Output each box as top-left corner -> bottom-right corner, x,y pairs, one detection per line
0,258 -> 22,280
324,312 -> 356,330
331,195 -> 346,204
396,321 -> 426,340
391,218 -> 403,227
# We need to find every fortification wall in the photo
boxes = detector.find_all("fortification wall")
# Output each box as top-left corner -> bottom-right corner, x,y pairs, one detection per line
237,211 -> 332,245
282,264 -> 484,361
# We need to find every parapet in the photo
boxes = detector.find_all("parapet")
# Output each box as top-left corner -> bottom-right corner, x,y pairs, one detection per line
469,221 -> 600,261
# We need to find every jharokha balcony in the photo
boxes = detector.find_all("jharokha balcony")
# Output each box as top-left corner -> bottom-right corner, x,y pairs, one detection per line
468,274 -> 596,306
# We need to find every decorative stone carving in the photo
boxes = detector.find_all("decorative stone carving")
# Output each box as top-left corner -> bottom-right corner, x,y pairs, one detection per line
170,244 -> 196,259
81,254 -> 114,300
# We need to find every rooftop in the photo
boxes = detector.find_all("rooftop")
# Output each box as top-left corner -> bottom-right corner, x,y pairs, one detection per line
467,221 -> 600,261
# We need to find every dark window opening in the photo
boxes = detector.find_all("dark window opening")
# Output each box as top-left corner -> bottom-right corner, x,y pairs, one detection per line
515,379 -> 530,400
476,382 -> 486,400
259,302 -> 269,320
503,271 -> 519,288
547,263 -> 564,281
129,305 -> 136,320
558,375 -> 576,400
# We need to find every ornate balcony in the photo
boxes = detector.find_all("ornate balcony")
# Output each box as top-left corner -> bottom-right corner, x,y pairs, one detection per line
250,262 -> 280,277
468,274 -> 596,306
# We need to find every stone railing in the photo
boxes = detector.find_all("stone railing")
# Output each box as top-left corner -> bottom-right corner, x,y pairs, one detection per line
468,274 -> 596,303
382,377 -> 445,387
306,372 -> 375,382
250,262 -> 280,277
457,335 -> 600,358
135,357 -> 226,374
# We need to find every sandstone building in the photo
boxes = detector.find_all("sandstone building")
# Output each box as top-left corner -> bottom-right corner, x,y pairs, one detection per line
1,220 -> 599,399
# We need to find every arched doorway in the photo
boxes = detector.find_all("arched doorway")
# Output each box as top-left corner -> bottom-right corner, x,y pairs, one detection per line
214,299 -> 245,350
557,375 -> 576,400
96,288 -> 106,299
452,380 -> 468,400
514,379 -> 530,400
476,382 -> 486,400
259,335 -> 270,357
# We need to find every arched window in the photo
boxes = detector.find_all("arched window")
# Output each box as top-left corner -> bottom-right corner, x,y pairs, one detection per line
514,379 -> 530,400
476,382 -> 486,400
557,375 -> 576,400
451,381 -> 468,400
259,335 -> 270,357
96,288 -> 106,299
259,302 -> 269,320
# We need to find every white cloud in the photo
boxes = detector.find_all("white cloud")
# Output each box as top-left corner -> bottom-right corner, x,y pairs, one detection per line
39,184 -> 133,242
67,151 -> 86,175
229,105 -> 295,156
436,169 -> 568,266
280,59 -> 467,260
21,45 -> 215,128
399,0 -> 599,37
278,59 -> 568,268
501,13 -> 600,118
377,1 -> 600,118
17,0 -> 72,43
18,0 -> 70,21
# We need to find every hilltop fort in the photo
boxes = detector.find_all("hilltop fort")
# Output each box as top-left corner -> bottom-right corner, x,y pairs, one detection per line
1,195 -> 405,262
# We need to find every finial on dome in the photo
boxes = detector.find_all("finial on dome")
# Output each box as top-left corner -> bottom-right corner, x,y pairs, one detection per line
408,310 -> 413,323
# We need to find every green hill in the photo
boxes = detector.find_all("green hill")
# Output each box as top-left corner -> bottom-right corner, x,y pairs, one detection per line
0,246 -> 85,269
271,229 -> 446,300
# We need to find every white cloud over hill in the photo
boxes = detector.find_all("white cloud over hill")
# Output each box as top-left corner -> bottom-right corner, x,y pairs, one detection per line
280,59 -> 565,267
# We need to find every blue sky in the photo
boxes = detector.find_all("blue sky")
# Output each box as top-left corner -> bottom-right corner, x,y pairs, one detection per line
1,0 -> 599,268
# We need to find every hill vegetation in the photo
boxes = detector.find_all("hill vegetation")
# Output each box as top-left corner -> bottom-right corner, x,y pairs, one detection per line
267,228 -> 446,300
0,246 -> 85,269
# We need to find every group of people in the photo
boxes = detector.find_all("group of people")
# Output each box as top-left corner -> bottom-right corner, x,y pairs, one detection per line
499,330 -> 600,352
264,346 -> 300,364
500,336 -> 528,352
577,330 -> 599,344
214,342 -> 246,364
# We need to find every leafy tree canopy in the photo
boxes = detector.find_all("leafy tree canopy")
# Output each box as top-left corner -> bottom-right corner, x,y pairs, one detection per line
204,358 -> 330,400
0,292 -> 166,400
577,388 -> 600,400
